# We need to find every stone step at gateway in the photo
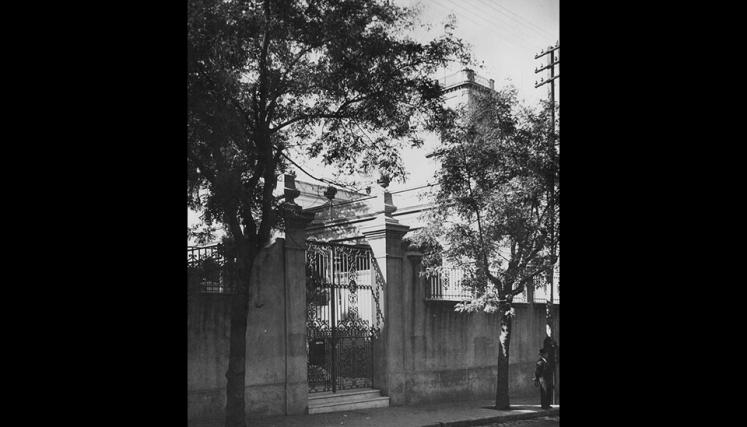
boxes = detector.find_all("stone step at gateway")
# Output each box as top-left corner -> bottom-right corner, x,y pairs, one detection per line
308,388 -> 382,406
308,388 -> 389,414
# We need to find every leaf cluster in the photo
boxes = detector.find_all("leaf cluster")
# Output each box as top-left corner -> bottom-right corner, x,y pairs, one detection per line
425,87 -> 559,308
188,0 -> 470,254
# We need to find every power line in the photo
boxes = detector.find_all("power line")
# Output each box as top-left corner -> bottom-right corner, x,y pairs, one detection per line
429,0 -> 533,52
280,151 -> 364,194
477,0 -> 555,40
448,0 -> 535,48
470,0 -> 552,43
428,0 -> 490,34
433,0 -> 552,50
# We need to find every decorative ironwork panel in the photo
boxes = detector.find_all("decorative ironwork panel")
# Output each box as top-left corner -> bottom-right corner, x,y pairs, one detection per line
424,266 -> 560,304
187,245 -> 237,294
425,267 -> 475,301
305,241 -> 383,393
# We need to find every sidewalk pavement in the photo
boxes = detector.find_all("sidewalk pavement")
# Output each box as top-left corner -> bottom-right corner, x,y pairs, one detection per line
190,398 -> 559,427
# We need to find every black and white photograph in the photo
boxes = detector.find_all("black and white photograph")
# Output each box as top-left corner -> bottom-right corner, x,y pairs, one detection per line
187,1 -> 559,426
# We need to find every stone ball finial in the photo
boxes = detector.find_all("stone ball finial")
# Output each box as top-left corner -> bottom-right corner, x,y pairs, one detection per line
283,173 -> 301,205
377,173 -> 391,189
323,185 -> 337,201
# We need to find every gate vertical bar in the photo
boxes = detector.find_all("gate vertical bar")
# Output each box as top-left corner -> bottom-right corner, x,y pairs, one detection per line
370,250 -> 375,388
330,245 -> 337,393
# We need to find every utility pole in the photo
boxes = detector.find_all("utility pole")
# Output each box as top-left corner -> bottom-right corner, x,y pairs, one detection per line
535,41 -> 559,406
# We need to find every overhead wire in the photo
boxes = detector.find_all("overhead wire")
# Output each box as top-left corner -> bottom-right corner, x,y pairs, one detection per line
474,0 -> 555,41
428,0 -> 534,51
448,0 -> 535,48
279,151 -> 365,194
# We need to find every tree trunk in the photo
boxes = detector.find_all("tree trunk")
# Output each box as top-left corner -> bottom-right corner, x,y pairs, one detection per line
545,295 -> 553,339
225,242 -> 255,427
495,301 -> 512,410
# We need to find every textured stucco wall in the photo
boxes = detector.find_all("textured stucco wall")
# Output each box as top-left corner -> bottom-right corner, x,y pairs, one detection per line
403,302 -> 560,404
399,255 -> 560,405
187,294 -> 232,420
188,234 -> 559,423
187,238 -> 308,423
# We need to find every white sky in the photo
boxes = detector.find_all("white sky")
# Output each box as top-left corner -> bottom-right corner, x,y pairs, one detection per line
399,0 -> 560,106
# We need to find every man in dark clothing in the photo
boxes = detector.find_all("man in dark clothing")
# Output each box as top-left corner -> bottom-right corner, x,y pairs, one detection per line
542,334 -> 559,404
543,336 -> 558,367
534,348 -> 554,409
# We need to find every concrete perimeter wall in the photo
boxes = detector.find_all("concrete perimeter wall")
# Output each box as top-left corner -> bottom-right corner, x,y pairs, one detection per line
398,254 -> 560,405
188,216 -> 560,423
188,236 -> 308,422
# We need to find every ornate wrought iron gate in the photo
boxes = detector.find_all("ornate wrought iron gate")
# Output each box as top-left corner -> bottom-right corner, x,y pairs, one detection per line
305,241 -> 383,393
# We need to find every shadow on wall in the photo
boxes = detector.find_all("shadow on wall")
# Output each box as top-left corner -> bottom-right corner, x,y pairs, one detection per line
402,297 -> 559,404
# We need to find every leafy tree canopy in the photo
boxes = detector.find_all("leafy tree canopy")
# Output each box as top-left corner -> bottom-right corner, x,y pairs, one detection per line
415,87 -> 559,313
188,0 -> 470,251
188,4 -> 469,422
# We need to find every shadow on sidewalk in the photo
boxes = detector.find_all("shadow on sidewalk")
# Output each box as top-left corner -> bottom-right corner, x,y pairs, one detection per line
479,405 -> 551,411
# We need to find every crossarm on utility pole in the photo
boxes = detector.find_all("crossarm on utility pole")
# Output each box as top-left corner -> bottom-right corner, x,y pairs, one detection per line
534,74 -> 560,88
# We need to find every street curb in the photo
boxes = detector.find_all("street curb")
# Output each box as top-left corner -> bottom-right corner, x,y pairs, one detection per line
422,408 -> 559,427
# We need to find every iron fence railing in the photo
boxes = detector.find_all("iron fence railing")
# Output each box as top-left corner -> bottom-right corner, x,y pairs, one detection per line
532,270 -> 560,304
441,69 -> 493,89
425,268 -> 475,300
187,245 -> 218,266
425,267 -> 559,304
187,244 -> 237,294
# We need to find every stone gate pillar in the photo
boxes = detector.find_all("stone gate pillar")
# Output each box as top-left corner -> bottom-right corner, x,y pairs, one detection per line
402,248 -> 423,403
360,185 -> 409,405
279,175 -> 315,415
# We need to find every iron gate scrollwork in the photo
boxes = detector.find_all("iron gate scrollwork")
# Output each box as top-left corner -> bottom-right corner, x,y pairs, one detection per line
306,241 -> 384,393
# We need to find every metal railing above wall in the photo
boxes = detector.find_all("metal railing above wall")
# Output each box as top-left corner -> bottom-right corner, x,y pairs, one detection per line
532,270 -> 560,304
187,244 -> 237,294
425,267 -> 559,304
425,268 -> 474,301
187,244 -> 219,265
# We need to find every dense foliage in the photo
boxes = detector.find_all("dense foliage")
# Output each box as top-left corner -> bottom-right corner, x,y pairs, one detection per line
187,1 -> 468,425
188,0 -> 469,248
415,86 -> 559,409
419,87 -> 558,308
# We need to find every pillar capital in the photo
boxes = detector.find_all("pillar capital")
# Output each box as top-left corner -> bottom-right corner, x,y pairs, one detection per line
281,205 -> 314,251
360,221 -> 409,258
360,179 -> 409,258
405,250 -> 424,263
360,221 -> 410,241
280,174 -> 315,250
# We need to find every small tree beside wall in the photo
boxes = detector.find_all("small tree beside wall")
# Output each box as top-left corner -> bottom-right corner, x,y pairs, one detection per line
415,87 -> 559,410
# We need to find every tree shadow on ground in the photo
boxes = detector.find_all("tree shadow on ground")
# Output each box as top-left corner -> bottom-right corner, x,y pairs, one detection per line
480,405 -> 552,411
